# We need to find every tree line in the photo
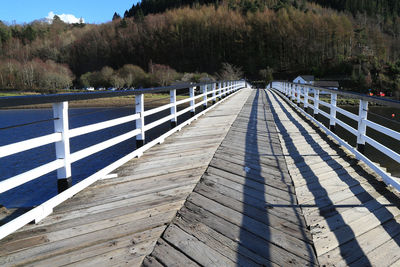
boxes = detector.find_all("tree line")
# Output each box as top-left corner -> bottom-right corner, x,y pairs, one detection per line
0,1 -> 399,95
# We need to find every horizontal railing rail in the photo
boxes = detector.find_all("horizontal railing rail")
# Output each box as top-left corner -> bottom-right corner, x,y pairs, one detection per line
0,80 -> 238,108
0,80 -> 248,240
270,81 -> 400,192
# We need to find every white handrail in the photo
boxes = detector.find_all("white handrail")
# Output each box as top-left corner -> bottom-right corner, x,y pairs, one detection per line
336,106 -> 359,121
0,133 -> 62,158
0,159 -> 65,194
365,120 -> 400,142
70,129 -> 142,163
270,81 -> 400,193
0,80 -> 246,240
69,113 -> 140,138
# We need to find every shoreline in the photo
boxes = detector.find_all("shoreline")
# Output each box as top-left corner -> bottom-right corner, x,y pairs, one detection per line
1,94 -> 188,110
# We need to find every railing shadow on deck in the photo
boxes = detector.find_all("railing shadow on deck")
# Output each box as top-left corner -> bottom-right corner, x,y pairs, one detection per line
268,89 -> 400,265
237,89 -> 316,266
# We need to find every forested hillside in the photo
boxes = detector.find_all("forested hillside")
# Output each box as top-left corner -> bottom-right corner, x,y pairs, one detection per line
0,0 -> 399,95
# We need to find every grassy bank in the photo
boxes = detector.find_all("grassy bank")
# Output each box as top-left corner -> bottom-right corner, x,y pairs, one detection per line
0,92 -> 39,97
1,93 -> 188,109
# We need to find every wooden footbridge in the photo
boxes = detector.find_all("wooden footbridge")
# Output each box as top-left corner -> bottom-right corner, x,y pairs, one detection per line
1,81 -> 400,266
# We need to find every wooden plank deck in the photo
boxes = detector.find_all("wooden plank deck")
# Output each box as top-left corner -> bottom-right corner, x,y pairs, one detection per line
267,89 -> 400,266
0,88 -> 252,267
143,89 -> 318,266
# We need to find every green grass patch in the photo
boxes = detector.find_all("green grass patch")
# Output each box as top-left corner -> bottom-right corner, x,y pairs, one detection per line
0,92 -> 39,97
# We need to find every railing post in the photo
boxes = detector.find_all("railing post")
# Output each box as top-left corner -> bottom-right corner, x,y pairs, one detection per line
212,83 -> 216,104
170,89 -> 177,128
218,82 -> 222,100
135,93 -> 145,148
290,85 -> 293,100
329,93 -> 337,132
53,101 -> 71,193
190,86 -> 195,117
292,85 -> 296,101
357,100 -> 368,154
304,87 -> 309,113
297,85 -> 301,106
202,84 -> 207,110
314,89 -> 320,119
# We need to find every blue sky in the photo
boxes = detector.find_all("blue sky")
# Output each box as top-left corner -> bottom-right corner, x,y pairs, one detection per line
0,0 -> 140,24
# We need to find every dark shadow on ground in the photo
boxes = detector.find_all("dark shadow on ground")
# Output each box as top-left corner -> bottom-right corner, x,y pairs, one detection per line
237,89 -> 317,266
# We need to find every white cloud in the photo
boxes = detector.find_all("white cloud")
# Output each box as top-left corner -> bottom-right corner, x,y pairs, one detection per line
46,11 -> 84,24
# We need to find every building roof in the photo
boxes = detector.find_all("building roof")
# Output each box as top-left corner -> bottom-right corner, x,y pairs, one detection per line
314,81 -> 339,88
299,75 -> 314,82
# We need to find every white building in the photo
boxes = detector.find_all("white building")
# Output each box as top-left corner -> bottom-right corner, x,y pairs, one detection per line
293,75 -> 314,94
293,75 -> 314,85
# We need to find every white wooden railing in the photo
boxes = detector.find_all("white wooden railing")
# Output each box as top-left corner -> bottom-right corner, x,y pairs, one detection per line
270,81 -> 400,192
0,80 -> 248,240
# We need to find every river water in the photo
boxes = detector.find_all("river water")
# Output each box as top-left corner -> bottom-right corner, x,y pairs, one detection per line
1,103 -> 400,208
0,105 -> 193,208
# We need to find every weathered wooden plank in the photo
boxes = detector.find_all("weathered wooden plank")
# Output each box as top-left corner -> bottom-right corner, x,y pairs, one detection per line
53,176 -> 197,214
199,175 -> 305,225
194,182 -> 312,242
137,146 -> 217,163
289,159 -> 358,179
313,204 -> 400,256
216,146 -> 288,166
207,163 -> 292,194
310,193 -> 398,238
0,201 -> 182,258
181,202 -> 316,266
318,215 -> 400,266
0,211 -> 176,266
209,159 -> 292,188
3,193 -> 189,245
163,224 -> 235,266
212,152 -> 287,175
102,166 -> 205,188
142,256 -> 164,267
350,230 -> 400,267
173,216 -> 278,267
291,164 -> 371,187
303,184 -> 388,225
150,238 -> 200,267
122,153 -> 215,173
187,192 -> 316,262
31,226 -> 164,267
294,175 -> 383,206
203,170 -> 293,202
202,174 -> 292,205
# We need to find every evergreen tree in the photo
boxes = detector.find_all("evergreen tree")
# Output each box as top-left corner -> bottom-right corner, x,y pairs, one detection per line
112,12 -> 121,21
